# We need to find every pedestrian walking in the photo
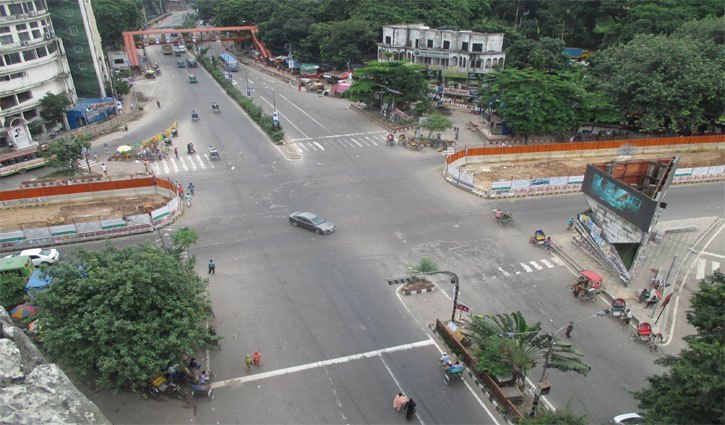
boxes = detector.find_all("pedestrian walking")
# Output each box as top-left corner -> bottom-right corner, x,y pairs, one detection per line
208,259 -> 215,274
565,321 -> 574,338
185,192 -> 192,207
393,393 -> 409,411
157,100 -> 161,108
92,152 -> 98,162
143,159 -> 149,173
252,351 -> 262,366
187,182 -> 195,196
101,163 -> 107,176
405,398 -> 416,421
244,353 -> 252,371
174,147 -> 179,159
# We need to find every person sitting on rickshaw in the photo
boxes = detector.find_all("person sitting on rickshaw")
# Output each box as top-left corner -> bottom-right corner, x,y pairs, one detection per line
573,282 -> 584,297
445,361 -> 465,375
212,102 -> 219,111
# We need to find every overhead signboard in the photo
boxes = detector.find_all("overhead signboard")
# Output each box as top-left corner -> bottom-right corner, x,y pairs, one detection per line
413,50 -> 450,58
581,165 -> 657,231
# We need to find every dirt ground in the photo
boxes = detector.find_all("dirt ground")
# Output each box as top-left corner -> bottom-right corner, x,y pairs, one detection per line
1,195 -> 171,232
462,150 -> 724,189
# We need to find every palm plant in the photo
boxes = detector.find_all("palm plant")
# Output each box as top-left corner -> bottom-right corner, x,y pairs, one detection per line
467,312 -> 590,384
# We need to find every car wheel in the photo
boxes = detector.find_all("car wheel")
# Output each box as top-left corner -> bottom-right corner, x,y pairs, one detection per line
315,229 -> 322,234
291,221 -> 298,227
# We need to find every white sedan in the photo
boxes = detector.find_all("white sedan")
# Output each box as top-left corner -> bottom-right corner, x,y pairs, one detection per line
4,248 -> 60,266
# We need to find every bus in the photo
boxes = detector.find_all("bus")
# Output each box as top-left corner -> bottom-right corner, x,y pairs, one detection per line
0,145 -> 48,177
219,53 -> 239,72
0,256 -> 35,279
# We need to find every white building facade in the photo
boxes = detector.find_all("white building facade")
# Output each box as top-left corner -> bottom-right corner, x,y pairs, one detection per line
0,0 -> 75,148
378,24 -> 505,74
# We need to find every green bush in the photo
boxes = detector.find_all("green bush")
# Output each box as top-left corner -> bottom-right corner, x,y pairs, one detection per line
0,274 -> 27,308
198,56 -> 286,142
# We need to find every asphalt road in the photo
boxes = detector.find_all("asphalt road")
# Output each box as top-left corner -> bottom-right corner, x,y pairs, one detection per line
15,43 -> 723,424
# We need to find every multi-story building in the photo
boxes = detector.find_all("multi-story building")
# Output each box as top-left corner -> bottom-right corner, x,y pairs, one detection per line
378,24 -> 505,74
47,0 -> 108,99
0,0 -> 75,148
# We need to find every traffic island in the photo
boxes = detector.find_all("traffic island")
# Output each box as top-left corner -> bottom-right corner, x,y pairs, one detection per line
402,279 -> 436,295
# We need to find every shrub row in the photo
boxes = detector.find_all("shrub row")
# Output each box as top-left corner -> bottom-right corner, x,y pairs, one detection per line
199,56 -> 285,144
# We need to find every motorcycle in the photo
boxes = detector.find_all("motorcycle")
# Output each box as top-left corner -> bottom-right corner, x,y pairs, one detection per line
187,143 -> 196,155
386,134 -> 394,147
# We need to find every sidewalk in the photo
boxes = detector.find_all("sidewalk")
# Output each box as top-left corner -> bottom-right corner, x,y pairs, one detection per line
551,216 -> 722,349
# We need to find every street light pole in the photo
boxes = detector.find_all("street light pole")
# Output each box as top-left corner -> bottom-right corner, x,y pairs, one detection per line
423,271 -> 459,322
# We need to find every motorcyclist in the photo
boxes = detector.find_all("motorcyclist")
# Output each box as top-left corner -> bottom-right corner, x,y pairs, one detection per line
191,110 -> 198,120
187,143 -> 195,154
212,102 -> 219,110
439,352 -> 451,367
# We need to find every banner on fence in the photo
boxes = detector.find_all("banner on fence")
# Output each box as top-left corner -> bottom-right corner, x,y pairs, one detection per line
491,181 -> 512,192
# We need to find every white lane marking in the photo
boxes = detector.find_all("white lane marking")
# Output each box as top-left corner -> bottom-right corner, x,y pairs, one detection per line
550,257 -> 564,266
695,258 -> 706,280
212,339 -> 435,389
541,259 -> 554,268
258,96 -> 309,139
289,130 -> 385,142
351,138 -> 363,147
497,267 -> 510,277
520,263 -> 533,273
278,93 -> 330,132
296,143 -> 309,152
365,136 -> 379,146
713,261 -> 721,272
151,163 -> 161,175
513,265 -> 521,275
196,155 -> 206,169
162,160 -> 170,175
313,141 -> 325,151
380,354 -> 425,425
701,251 -> 725,260
529,261 -> 543,270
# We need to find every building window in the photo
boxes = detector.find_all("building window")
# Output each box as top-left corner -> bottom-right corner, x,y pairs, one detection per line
8,4 -> 23,15
34,0 -> 44,12
0,26 -> 10,33
427,39 -> 433,48
78,62 -> 88,70
443,40 -> 450,49
17,90 -> 33,103
68,25 -> 79,36
36,46 -> 47,57
461,42 -> 468,51
18,32 -> 31,42
32,29 -> 41,38
0,34 -> 13,45
3,52 -> 22,65
23,108 -> 38,120
74,45 -> 83,53
0,6 -> 6,17
16,23 -> 27,31
385,35 -> 391,44
461,58 -> 467,68
30,21 -> 39,28
22,49 -> 37,61
0,95 -> 18,108
1,71 -> 26,81
485,58 -> 492,69
414,39 -> 419,48
472,43 -> 483,52
47,41 -> 57,53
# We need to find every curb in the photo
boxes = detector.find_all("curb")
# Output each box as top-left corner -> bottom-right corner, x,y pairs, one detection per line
402,283 -> 436,296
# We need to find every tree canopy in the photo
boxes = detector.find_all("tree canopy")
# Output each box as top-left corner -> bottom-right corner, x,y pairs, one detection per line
33,243 -> 213,390
346,61 -> 429,110
91,0 -> 143,48
590,33 -> 724,134
39,92 -> 71,129
41,136 -> 90,175
634,271 -> 725,424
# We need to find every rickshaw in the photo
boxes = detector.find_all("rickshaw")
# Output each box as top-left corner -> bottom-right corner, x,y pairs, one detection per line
569,269 -> 602,302
493,209 -> 513,226
144,69 -> 156,79
176,59 -> 186,68
145,373 -> 179,398
530,229 -> 546,246
188,74 -> 197,84
611,298 -> 627,316
630,322 -> 663,353
209,146 -> 220,161
211,103 -> 220,113
442,363 -> 465,385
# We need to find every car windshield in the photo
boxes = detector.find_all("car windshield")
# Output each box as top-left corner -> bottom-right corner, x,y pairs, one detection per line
310,216 -> 326,225
39,249 -> 51,255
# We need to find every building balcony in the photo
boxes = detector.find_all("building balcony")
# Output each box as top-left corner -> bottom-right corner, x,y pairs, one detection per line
0,8 -> 50,23
378,43 -> 503,56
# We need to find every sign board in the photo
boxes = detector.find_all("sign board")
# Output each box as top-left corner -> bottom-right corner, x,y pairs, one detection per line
456,303 -> 470,312
413,50 -> 450,59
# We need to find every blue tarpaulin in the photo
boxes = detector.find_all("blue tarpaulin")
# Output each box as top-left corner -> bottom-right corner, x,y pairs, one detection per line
66,97 -> 118,129
25,269 -> 53,291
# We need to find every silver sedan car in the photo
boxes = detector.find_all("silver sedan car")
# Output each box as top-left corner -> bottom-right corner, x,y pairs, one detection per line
289,211 -> 336,234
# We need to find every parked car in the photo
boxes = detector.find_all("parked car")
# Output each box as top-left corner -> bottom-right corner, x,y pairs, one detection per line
4,248 -> 60,266
186,58 -> 197,68
289,211 -> 336,234
176,45 -> 187,52
611,413 -> 644,425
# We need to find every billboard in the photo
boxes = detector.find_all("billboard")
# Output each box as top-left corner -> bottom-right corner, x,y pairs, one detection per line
582,165 -> 657,231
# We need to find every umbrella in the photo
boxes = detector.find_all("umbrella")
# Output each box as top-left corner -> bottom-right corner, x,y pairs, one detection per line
10,303 -> 38,320
117,145 -> 133,153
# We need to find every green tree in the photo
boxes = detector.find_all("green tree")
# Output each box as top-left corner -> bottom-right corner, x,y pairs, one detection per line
346,61 -> 429,110
39,92 -> 71,130
634,272 -> 725,425
0,274 -> 27,308
467,312 -> 590,384
410,258 -> 438,274
421,113 -> 452,138
480,68 -> 588,142
590,33 -> 724,134
308,19 -> 378,69
172,227 -> 198,259
91,0 -> 143,48
41,136 -> 90,175
33,243 -> 212,390
505,37 -> 570,72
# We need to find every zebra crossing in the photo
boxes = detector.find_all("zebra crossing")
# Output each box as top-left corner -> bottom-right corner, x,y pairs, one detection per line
481,256 -> 565,280
291,132 -> 457,156
695,257 -> 721,280
149,154 -> 216,176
